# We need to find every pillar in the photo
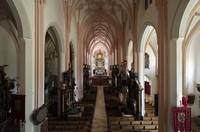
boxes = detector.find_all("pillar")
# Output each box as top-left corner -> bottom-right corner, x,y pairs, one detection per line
138,51 -> 145,116
168,37 -> 184,131
24,38 -> 36,132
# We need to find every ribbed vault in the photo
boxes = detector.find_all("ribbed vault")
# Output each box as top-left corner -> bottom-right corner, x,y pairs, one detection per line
86,17 -> 113,73
68,0 -> 136,55
87,18 -> 113,54
79,9 -> 121,66
67,0 -> 136,77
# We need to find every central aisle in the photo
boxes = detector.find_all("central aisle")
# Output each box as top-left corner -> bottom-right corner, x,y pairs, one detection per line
91,86 -> 108,132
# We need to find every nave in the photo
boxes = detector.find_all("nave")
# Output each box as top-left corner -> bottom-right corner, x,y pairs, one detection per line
1,0 -> 200,132
91,86 -> 107,132
48,83 -> 158,132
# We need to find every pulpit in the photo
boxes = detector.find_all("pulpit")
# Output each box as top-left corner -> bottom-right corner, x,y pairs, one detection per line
172,107 -> 191,132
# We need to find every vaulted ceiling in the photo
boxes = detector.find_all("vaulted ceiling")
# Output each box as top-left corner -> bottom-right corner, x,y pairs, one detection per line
67,0 -> 136,55
69,0 -> 135,23
0,0 -> 17,29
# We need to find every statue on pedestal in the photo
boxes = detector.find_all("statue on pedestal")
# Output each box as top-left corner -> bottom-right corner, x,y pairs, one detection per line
83,64 -> 90,96
120,60 -> 129,104
128,62 -> 143,119
117,60 -> 130,115
0,65 -> 15,124
61,64 -> 78,117
111,65 -> 119,88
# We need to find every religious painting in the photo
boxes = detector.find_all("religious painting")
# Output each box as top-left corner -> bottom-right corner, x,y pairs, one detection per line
145,52 -> 150,69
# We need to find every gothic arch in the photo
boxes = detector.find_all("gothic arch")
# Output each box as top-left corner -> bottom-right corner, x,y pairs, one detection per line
0,0 -> 29,93
171,0 -> 195,38
178,1 -> 200,117
45,26 -> 62,77
139,23 -> 157,52
139,24 -> 158,78
0,20 -> 20,54
170,0 -> 200,108
139,24 -> 158,116
44,26 -> 62,116
45,24 -> 64,53
9,0 -> 31,38
0,1 -> 33,129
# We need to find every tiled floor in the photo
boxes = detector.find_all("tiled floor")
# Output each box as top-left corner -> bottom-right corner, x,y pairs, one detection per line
91,86 -> 108,132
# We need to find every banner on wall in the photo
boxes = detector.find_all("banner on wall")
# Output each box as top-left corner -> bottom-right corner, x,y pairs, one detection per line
172,106 -> 191,132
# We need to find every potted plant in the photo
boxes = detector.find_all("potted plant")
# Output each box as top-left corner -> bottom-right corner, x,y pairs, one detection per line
187,94 -> 195,105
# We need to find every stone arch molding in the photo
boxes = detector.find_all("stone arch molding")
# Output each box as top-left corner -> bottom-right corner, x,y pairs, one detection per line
139,22 -> 157,52
171,0 -> 197,38
10,0 -> 32,38
0,0 -> 32,43
0,20 -> 20,50
182,2 -> 200,92
139,24 -> 157,52
45,25 -> 65,78
176,0 -> 200,82
45,23 -> 65,53
138,24 -> 158,116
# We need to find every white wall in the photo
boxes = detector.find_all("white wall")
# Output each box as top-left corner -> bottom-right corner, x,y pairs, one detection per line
0,26 -> 16,78
186,31 -> 200,116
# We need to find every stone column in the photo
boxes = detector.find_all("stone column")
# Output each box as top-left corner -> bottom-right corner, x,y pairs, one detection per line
168,38 -> 184,131
155,0 -> 169,131
24,38 -> 36,132
138,51 -> 145,116
35,0 -> 45,107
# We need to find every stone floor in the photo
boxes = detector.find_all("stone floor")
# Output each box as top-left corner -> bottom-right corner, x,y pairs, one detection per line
91,86 -> 108,132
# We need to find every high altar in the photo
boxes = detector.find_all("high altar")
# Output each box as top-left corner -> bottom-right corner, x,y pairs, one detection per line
94,51 -> 107,76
